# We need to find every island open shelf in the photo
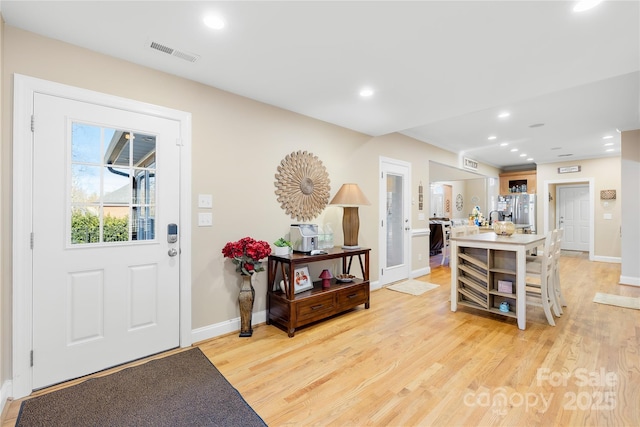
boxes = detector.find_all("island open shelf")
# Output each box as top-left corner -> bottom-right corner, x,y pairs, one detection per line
450,233 -> 545,329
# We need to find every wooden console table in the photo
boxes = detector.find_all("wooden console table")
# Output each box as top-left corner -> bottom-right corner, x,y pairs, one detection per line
450,233 -> 545,330
267,247 -> 370,337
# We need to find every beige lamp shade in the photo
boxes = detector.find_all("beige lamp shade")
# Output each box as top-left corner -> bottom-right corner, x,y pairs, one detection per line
330,184 -> 370,249
329,183 -> 371,206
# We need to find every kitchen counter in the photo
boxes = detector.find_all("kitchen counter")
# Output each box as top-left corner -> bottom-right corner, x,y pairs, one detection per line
480,224 -> 533,234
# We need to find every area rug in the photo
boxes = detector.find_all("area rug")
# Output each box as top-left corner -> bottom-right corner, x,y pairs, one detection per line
16,348 -> 266,427
386,280 -> 439,296
593,292 -> 640,310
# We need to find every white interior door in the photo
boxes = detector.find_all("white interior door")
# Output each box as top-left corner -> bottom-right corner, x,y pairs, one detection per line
31,93 -> 181,389
557,185 -> 590,251
379,158 -> 411,285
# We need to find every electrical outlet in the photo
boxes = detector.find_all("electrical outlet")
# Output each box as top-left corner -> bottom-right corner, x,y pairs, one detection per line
418,253 -> 422,261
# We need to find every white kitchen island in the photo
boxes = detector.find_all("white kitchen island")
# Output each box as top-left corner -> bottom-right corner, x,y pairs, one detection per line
450,232 -> 545,330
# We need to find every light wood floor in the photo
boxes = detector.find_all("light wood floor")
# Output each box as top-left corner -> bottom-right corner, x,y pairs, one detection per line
3,253 -> 640,426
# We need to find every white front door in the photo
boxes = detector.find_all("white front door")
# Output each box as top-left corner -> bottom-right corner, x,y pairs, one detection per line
557,185 -> 590,251
31,93 -> 181,389
379,158 -> 411,285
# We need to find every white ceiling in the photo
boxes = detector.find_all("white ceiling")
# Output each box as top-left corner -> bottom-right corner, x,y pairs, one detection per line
2,1 -> 638,169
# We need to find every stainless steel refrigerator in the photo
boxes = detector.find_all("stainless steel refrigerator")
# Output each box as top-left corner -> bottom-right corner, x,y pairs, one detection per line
495,194 -> 536,233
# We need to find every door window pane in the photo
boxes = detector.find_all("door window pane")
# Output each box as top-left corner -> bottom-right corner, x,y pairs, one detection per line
71,206 -> 100,244
70,123 -> 156,245
386,174 -> 405,267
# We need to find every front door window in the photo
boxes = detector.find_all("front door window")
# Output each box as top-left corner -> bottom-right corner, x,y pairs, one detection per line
70,123 -> 156,245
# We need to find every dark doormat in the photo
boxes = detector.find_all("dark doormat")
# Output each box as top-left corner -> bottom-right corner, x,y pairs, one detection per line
17,348 -> 267,427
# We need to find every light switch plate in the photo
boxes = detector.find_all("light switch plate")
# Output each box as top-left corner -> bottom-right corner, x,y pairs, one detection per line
198,194 -> 213,209
198,212 -> 213,226
603,213 -> 613,220
418,213 -> 425,221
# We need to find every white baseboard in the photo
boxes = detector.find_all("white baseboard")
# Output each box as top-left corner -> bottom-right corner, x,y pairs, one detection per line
191,280 -> 382,343
592,255 -> 621,264
619,276 -> 640,287
191,311 -> 268,344
1,380 -> 13,416
412,267 -> 431,278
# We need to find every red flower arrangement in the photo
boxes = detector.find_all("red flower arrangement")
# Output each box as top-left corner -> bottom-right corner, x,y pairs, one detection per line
222,237 -> 272,276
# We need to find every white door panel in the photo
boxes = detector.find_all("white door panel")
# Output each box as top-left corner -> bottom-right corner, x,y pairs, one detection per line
557,185 -> 590,251
32,93 -> 180,389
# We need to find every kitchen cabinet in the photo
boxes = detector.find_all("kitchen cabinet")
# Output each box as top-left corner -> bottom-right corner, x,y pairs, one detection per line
499,170 -> 537,194
267,247 -> 370,337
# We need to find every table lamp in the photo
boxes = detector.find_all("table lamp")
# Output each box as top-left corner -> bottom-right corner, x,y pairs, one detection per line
329,183 -> 370,249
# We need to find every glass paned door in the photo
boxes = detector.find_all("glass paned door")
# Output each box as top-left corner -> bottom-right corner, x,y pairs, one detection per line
70,124 -> 156,244
379,157 -> 411,285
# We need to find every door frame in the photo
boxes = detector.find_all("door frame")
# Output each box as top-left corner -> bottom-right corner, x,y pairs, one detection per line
542,177 -> 594,260
378,156 -> 412,287
12,74 -> 193,398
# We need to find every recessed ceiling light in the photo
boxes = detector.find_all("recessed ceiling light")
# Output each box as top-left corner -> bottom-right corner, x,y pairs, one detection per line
602,135 -> 613,139
519,153 -> 527,157
488,135 -> 497,140
606,148 -> 615,152
604,142 -> 614,147
510,148 -> 518,152
498,112 -> 510,119
500,142 -> 509,147
203,14 -> 225,30
573,0 -> 603,12
359,87 -> 374,97
527,158 -> 534,162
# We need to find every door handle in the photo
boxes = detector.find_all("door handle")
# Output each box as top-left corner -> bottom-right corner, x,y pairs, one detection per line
168,248 -> 178,257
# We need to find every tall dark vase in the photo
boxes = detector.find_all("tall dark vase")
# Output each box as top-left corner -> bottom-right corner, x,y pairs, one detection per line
238,274 -> 255,337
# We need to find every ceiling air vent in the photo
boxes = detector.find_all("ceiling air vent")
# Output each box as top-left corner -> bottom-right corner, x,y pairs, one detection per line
148,41 -> 200,63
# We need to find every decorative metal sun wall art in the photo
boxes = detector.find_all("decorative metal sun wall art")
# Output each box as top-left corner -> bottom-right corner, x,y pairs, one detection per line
274,150 -> 330,221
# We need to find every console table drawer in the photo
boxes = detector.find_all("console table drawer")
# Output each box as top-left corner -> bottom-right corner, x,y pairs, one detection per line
337,284 -> 368,308
296,294 -> 336,321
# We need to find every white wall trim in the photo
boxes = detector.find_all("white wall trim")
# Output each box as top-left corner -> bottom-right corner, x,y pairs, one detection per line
0,380 -> 13,415
411,228 -> 430,237
619,276 -> 640,287
412,267 -> 431,278
592,256 -> 621,264
191,279 -> 382,342
191,311 -> 267,344
12,74 -> 192,399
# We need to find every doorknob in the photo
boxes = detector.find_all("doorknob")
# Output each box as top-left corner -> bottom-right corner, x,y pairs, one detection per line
168,248 -> 178,257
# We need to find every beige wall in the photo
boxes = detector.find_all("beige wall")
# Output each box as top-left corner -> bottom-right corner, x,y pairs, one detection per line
0,25 -> 502,387
537,157 -> 622,259
620,130 -> 640,284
